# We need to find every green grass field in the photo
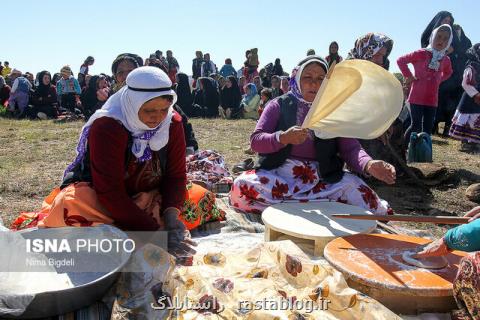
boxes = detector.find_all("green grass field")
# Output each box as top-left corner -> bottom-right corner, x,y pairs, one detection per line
0,117 -> 479,237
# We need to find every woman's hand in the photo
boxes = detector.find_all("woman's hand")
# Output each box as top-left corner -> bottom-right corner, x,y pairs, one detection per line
473,94 -> 480,105
365,160 -> 396,184
279,126 -> 309,145
415,238 -> 450,258
464,206 -> 480,222
163,209 -> 196,259
404,76 -> 417,86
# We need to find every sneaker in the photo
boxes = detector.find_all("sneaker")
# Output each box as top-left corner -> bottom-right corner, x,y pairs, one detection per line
459,141 -> 472,153
232,158 -> 255,174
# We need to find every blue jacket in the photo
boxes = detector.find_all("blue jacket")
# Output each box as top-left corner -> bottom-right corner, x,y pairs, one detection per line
219,64 -> 237,78
445,218 -> 480,252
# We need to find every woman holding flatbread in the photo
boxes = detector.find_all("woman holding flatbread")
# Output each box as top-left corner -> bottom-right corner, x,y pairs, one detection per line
415,206 -> 480,319
230,55 -> 396,214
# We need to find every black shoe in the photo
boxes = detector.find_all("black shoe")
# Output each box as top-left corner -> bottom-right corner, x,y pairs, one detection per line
232,158 -> 255,174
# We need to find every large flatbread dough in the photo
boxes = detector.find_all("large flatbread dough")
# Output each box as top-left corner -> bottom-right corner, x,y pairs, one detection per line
401,251 -> 448,269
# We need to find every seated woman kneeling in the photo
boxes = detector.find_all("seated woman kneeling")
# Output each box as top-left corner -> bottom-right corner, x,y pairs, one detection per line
230,56 -> 396,214
16,67 -> 194,254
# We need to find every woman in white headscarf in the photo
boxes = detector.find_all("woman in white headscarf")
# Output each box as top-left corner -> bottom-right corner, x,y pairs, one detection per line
14,67 -> 195,256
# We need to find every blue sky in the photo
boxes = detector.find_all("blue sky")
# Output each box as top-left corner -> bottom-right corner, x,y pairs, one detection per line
3,1 -> 478,77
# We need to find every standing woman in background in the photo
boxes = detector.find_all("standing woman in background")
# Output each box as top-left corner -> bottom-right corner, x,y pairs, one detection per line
325,41 -> 343,65
175,72 -> 194,117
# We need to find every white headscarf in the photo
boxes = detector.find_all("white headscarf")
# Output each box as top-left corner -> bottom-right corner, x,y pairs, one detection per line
426,24 -> 453,71
64,66 -> 177,177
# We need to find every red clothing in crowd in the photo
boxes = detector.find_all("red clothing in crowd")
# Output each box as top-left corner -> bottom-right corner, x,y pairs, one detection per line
88,113 -> 186,231
0,85 -> 11,105
397,49 -> 452,107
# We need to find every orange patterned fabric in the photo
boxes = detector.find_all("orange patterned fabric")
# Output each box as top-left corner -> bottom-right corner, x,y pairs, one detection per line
11,182 -> 224,231
179,182 -> 226,230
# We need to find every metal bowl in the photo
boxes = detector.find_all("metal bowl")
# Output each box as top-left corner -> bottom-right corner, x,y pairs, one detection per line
0,225 -> 132,319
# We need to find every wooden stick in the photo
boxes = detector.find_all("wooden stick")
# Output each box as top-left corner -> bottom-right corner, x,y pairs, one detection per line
377,221 -> 401,234
332,214 -> 470,225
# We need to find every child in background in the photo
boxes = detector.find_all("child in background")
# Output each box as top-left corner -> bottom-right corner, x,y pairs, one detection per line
78,56 -> 94,88
56,65 -> 82,112
397,24 -> 453,142
449,43 -> 480,153
238,76 -> 246,95
244,48 -> 259,83
258,88 -> 273,117
1,62 -> 11,78
219,58 -> 237,78
240,83 -> 260,119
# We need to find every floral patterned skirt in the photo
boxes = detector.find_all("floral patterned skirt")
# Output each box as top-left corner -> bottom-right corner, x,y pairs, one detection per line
452,252 -> 480,320
229,159 -> 390,215
450,111 -> 480,144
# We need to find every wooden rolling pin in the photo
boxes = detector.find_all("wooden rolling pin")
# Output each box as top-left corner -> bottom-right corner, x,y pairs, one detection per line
332,214 -> 470,225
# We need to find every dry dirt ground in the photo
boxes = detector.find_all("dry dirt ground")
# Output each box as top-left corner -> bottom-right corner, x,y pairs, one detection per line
0,118 -> 479,237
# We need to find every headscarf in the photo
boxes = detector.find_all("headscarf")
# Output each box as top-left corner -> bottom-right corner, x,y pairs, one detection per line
175,72 -> 193,116
453,24 -> 472,54
81,75 -> 101,108
465,43 -> 480,76
273,58 -> 284,76
326,41 -> 341,65
51,73 -> 61,85
220,75 -> 242,109
466,43 -> 480,65
197,77 -> 219,112
64,67 -> 177,177
111,53 -> 143,75
425,24 -> 453,71
242,83 -> 257,104
347,33 -> 393,63
288,55 -> 329,106
36,71 -> 52,96
421,11 -> 455,48
280,77 -> 290,95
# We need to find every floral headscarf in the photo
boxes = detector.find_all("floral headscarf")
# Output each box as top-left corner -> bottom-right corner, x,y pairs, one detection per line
465,43 -> 480,75
347,33 -> 393,62
466,43 -> 480,65
288,56 -> 329,126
